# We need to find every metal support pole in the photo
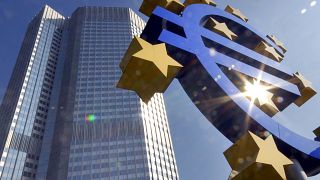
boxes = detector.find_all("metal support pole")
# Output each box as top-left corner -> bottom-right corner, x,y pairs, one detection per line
285,159 -> 308,180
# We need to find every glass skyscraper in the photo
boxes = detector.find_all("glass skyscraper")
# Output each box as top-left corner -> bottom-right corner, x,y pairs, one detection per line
0,5 -> 64,179
0,5 -> 179,180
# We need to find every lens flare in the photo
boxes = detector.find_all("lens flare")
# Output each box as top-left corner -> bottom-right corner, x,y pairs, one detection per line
311,1 -> 317,7
244,80 -> 269,103
85,114 -> 96,123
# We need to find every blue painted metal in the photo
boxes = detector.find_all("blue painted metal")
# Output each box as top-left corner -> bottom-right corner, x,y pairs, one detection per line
141,4 -> 320,176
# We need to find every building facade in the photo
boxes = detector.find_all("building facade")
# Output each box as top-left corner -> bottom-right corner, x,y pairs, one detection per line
0,5 -> 179,180
0,6 -> 65,179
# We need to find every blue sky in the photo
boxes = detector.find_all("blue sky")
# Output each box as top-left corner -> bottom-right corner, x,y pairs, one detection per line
0,0 -> 320,179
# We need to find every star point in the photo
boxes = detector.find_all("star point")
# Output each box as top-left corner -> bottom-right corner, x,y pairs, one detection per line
117,36 -> 183,103
255,41 -> 284,62
291,72 -> 317,106
224,131 -> 293,180
184,0 -> 217,7
314,127 -> 320,138
225,5 -> 248,22
140,0 -> 184,17
267,35 -> 287,53
205,17 -> 238,40
257,90 -> 279,117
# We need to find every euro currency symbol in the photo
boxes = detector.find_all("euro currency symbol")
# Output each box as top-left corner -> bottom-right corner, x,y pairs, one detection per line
140,4 -> 320,175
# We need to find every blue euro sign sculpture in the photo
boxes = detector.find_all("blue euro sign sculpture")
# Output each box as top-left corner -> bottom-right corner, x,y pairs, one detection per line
140,4 -> 320,176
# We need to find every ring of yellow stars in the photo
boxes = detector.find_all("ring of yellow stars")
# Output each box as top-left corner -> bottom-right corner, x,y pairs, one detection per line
225,5 -> 248,22
184,0 -> 217,7
244,80 -> 279,117
224,131 -> 293,180
291,72 -> 317,107
205,17 -> 238,40
117,36 -> 183,103
267,35 -> 287,54
255,41 -> 284,62
139,0 -> 184,17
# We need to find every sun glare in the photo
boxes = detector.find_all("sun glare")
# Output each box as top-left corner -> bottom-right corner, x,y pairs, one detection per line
244,80 -> 269,103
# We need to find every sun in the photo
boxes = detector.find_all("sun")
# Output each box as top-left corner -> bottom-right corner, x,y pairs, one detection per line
244,80 -> 270,103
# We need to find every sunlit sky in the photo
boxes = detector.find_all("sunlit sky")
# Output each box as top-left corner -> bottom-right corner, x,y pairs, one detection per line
0,0 -> 319,179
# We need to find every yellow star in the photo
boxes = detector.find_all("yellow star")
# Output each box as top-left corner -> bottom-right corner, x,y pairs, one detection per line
205,17 -> 238,40
257,90 -> 279,117
133,44 -> 181,77
117,36 -> 183,103
268,35 -> 287,54
294,72 -> 313,89
140,0 -> 184,17
224,131 -> 293,180
255,41 -> 284,62
225,5 -> 248,22
291,72 -> 317,107
314,127 -> 320,138
184,0 -> 217,7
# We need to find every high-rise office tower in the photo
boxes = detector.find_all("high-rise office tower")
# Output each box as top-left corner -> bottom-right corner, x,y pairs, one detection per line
0,5 -> 179,180
0,6 -> 65,179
